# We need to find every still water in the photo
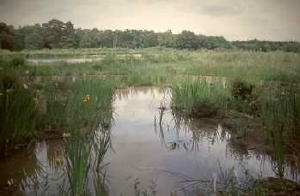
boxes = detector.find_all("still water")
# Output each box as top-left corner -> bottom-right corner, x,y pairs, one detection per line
27,57 -> 103,64
0,87 -> 298,195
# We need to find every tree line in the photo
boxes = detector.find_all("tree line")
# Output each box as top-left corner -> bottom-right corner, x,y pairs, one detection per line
1,19 -> 300,52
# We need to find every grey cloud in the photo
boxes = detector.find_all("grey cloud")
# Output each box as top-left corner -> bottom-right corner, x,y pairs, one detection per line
0,0 -> 299,41
197,5 -> 243,16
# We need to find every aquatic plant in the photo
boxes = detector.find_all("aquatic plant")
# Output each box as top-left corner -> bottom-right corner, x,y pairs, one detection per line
260,86 -> 300,179
56,78 -> 115,195
171,79 -> 229,118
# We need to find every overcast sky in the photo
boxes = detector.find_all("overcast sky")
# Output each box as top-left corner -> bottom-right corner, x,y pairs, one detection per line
1,0 -> 300,41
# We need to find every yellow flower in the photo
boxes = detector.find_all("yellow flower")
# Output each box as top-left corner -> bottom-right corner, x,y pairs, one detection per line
63,132 -> 71,137
82,94 -> 91,103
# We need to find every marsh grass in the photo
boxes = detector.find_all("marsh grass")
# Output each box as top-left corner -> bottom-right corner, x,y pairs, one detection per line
63,128 -> 111,195
27,49 -> 300,84
260,86 -> 300,178
26,49 -> 300,101
183,50 -> 300,83
63,125 -> 111,195
65,137 -> 91,195
0,55 -> 38,152
27,62 -> 99,76
0,53 -> 26,68
45,78 -> 116,195
171,79 -> 229,118
0,87 -> 37,145
39,77 -> 116,130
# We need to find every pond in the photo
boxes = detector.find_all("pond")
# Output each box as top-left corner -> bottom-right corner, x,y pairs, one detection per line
26,54 -> 143,65
0,87 -> 298,195
27,57 -> 103,64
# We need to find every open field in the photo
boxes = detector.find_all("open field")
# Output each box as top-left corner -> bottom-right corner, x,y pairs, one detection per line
1,48 -> 300,195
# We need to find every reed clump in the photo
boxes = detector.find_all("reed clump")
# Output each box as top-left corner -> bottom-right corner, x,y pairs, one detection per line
0,55 -> 37,153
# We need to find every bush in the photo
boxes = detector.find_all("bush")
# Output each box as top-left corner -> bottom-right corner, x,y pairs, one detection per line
231,79 -> 254,101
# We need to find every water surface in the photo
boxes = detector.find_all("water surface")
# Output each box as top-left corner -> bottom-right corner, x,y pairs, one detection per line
106,87 -> 277,195
0,87 -> 298,195
27,57 -> 103,64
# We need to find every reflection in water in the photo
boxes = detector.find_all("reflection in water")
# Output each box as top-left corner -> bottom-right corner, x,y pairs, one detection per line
0,87 -> 299,195
0,140 -> 65,195
108,87 -> 299,195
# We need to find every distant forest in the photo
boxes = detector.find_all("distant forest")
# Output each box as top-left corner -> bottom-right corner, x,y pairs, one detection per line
1,19 -> 300,52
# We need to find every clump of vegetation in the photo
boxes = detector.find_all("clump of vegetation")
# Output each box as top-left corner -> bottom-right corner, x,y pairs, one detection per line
231,79 -> 254,101
0,54 -> 26,68
59,79 -> 115,195
171,79 -> 229,118
260,86 -> 300,178
252,177 -> 300,195
229,79 -> 260,115
0,55 -> 37,153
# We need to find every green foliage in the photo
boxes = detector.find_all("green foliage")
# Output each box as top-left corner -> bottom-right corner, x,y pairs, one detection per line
175,30 -> 208,50
3,19 -> 299,52
207,36 -> 231,49
25,32 -> 44,50
42,19 -> 76,49
232,40 -> 300,53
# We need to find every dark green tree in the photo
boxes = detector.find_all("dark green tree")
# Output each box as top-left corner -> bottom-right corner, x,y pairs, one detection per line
175,30 -> 207,49
0,22 -> 14,50
42,19 -> 75,48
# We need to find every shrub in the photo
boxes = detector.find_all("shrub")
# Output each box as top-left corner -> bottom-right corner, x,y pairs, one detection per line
231,79 -> 254,101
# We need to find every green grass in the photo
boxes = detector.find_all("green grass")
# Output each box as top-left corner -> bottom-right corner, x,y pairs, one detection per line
0,53 -> 26,68
171,79 -> 229,117
182,50 -> 300,83
27,62 -> 100,76
26,49 -> 300,85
